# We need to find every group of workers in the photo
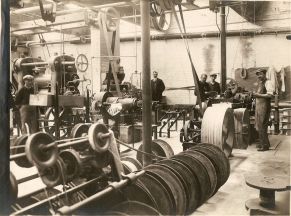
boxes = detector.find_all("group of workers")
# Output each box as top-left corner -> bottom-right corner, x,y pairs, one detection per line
14,68 -> 272,152
198,73 -> 221,101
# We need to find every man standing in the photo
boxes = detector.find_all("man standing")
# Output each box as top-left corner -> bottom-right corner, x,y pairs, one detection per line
151,71 -> 165,102
208,73 -> 221,95
15,75 -> 38,134
196,73 -> 210,102
253,68 -> 274,151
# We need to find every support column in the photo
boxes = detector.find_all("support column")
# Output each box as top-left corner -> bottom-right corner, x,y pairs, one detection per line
220,4 -> 227,92
140,0 -> 152,166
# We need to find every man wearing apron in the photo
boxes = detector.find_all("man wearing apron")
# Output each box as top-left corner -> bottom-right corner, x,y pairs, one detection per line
15,75 -> 38,134
253,68 -> 274,151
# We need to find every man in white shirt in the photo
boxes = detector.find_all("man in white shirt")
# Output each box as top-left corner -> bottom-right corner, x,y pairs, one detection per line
253,68 -> 274,151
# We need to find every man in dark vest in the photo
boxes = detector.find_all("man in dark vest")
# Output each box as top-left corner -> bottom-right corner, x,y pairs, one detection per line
253,68 -> 274,151
15,75 -> 38,134
208,73 -> 221,95
151,71 -> 165,102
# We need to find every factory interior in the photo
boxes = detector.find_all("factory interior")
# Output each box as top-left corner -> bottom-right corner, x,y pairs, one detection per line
4,0 -> 291,215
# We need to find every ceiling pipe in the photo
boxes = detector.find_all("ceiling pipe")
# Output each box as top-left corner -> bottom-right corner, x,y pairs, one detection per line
120,28 -> 291,42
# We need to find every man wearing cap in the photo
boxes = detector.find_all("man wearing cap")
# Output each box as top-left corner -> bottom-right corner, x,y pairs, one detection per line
15,75 -> 38,134
253,68 -> 274,151
151,71 -> 165,102
208,73 -> 221,95
196,73 -> 210,102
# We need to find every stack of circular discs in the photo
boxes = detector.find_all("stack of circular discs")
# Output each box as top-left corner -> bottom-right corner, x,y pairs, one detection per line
116,143 -> 230,215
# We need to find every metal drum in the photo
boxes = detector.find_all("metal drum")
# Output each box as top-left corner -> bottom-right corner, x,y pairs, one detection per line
233,108 -> 250,149
201,105 -> 235,157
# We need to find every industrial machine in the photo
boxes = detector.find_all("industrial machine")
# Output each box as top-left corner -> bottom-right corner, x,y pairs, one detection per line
12,54 -> 90,138
10,122 -> 230,215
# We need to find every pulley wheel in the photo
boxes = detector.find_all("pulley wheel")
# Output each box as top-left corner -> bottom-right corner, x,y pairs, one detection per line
191,143 -> 230,186
121,157 -> 142,170
145,164 -> 187,215
70,123 -> 90,138
189,145 -> 229,190
10,172 -> 18,203
59,149 -> 82,181
138,171 -> 176,215
136,139 -> 174,164
11,135 -> 33,168
39,157 -> 67,188
25,132 -> 58,168
157,159 -> 200,213
171,154 -> 209,206
122,181 -> 159,211
88,123 -> 110,153
110,201 -> 161,216
185,150 -> 218,197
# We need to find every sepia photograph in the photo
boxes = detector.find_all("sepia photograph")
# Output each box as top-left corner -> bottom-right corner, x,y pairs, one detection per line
0,0 -> 290,215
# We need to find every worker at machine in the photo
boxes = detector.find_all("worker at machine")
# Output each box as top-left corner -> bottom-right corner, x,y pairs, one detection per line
151,71 -> 165,102
208,73 -> 221,95
196,73 -> 210,102
253,68 -> 274,151
15,75 -> 38,134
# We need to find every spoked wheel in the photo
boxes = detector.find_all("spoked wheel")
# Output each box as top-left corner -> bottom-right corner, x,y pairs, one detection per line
41,107 -> 74,139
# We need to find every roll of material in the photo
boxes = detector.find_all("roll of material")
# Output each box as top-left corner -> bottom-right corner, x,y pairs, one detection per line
201,104 -> 235,157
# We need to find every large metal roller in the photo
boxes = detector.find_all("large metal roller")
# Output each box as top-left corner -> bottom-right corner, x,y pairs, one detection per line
10,135 -> 33,168
201,104 -> 235,157
157,159 -> 200,213
137,172 -> 176,215
145,164 -> 187,215
70,123 -> 91,151
136,139 -> 174,164
185,150 -> 218,197
189,143 -> 230,190
171,154 -> 210,206
233,108 -> 250,149
109,201 -> 161,216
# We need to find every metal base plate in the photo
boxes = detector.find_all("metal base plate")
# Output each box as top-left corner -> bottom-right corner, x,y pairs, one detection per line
245,198 -> 286,215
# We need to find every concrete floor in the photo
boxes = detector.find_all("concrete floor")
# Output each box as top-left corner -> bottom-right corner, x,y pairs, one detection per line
139,123 -> 290,216
11,121 -> 291,215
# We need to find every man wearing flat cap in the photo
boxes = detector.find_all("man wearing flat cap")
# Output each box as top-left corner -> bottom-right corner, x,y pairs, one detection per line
15,75 -> 38,134
253,68 -> 274,151
208,73 -> 221,95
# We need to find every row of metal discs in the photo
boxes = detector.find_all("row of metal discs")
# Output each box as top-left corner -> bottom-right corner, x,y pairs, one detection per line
97,143 -> 230,215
